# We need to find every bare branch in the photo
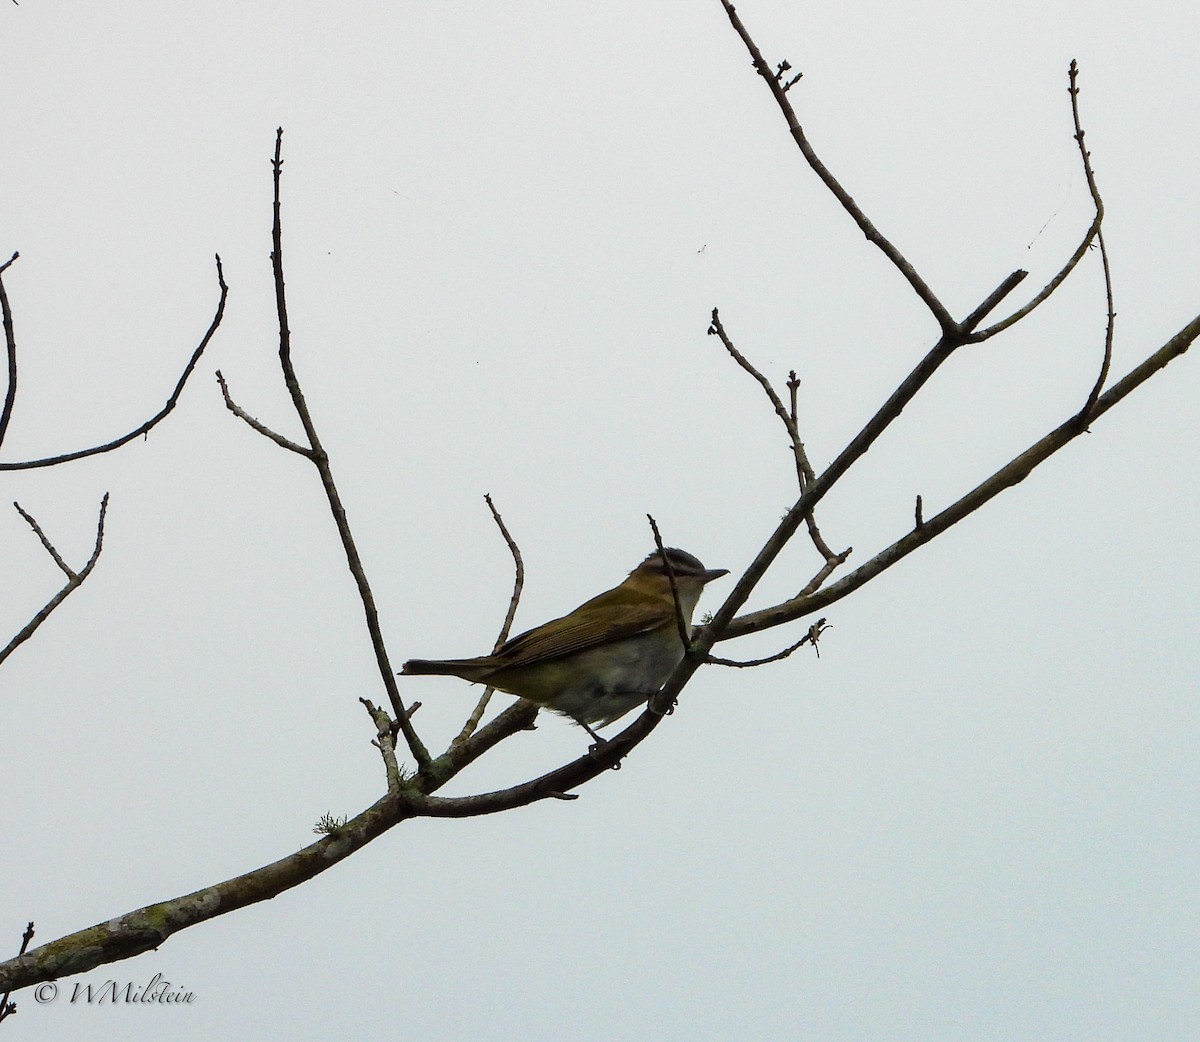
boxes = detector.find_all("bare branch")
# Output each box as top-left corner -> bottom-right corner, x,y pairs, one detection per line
215,370 -> 311,456
12,501 -> 73,578
264,129 -> 429,771
359,698 -> 403,794
452,494 -> 526,746
682,305 -> 975,687
0,690 -> 652,994
0,922 -> 34,1024
718,311 -> 1200,642
707,618 -> 828,666
483,494 -> 525,647
414,706 -> 664,815
648,514 -> 689,652
974,65 -> 1109,342
1066,60 -> 1115,419
0,789 -> 418,994
424,699 -> 541,789
0,252 -> 19,453
718,0 -> 954,332
795,548 -> 851,599
710,310 -> 848,578
0,257 -> 228,471
709,307 -> 801,453
785,370 -> 814,489
1,494 -> 110,668
784,369 -> 853,574
961,268 -> 1029,334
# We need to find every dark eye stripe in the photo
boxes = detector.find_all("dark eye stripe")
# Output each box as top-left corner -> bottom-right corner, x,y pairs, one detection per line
640,547 -> 705,576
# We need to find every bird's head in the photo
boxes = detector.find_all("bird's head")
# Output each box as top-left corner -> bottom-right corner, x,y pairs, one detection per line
622,547 -> 729,608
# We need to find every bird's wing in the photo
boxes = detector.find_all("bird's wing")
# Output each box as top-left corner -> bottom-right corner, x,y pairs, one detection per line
493,599 -> 669,667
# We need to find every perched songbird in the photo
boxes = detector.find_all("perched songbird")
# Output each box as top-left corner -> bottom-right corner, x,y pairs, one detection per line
401,547 -> 728,740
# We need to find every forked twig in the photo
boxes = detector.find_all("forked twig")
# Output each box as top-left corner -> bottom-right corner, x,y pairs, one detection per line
1,494 -> 110,668
359,698 -> 403,793
707,618 -> 828,666
708,309 -> 849,584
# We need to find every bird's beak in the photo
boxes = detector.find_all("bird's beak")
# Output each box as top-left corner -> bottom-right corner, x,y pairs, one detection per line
702,567 -> 730,583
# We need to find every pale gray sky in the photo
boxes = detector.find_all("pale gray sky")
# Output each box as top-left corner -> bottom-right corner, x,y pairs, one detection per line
2,2 -> 1197,1040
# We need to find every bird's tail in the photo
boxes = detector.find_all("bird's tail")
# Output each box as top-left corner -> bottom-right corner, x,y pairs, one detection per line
400,657 -> 492,682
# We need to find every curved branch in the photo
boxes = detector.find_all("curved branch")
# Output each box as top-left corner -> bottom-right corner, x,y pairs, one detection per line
0,256 -> 228,471
973,63 -> 1106,344
0,252 -> 19,452
451,494 -> 526,746
1066,60 -> 1115,419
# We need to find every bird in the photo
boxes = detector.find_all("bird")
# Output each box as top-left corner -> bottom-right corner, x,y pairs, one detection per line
401,547 -> 729,742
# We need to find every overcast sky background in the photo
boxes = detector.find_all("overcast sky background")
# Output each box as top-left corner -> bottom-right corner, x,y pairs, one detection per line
2,2 -> 1197,1039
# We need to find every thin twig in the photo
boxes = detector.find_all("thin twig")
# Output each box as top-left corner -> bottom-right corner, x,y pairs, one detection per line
359,698 -> 403,794
709,309 -> 847,577
266,129 -> 429,771
1,494 -> 110,668
785,370 -> 813,489
0,922 -> 34,1024
12,501 -> 73,578
452,494 -> 526,746
648,514 -> 689,650
0,257 -> 228,470
1066,60 -> 1115,419
718,0 -> 953,332
795,549 -> 850,599
709,308 -> 802,452
707,618 -> 828,666
961,269 -> 1029,336
483,494 -> 525,649
785,369 -> 850,567
973,66 -> 1110,342
0,251 -> 19,453
216,370 -> 311,456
